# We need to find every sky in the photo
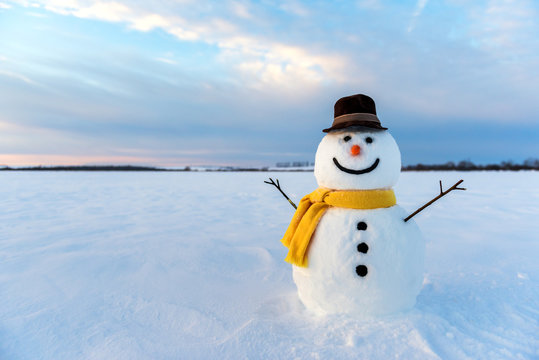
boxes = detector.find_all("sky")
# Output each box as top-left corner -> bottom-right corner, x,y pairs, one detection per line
0,0 -> 538,167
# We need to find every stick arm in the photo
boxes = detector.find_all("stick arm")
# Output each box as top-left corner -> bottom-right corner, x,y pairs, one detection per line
404,179 -> 466,222
264,178 -> 298,209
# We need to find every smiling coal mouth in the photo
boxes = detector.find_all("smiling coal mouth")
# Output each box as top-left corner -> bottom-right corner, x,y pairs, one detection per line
332,157 -> 380,175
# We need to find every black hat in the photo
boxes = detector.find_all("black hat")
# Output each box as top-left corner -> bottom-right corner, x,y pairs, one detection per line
323,94 -> 387,132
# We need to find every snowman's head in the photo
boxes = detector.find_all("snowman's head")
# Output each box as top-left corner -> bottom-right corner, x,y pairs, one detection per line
314,127 -> 401,190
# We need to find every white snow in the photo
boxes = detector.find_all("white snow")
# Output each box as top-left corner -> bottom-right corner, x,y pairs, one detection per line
314,129 -> 401,190
293,205 -> 425,316
1,171 -> 538,359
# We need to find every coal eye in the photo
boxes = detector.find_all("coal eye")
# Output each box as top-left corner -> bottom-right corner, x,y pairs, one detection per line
343,135 -> 352,142
365,137 -> 373,144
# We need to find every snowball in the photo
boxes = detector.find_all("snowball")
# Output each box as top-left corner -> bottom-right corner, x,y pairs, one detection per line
314,129 -> 401,190
293,206 -> 425,317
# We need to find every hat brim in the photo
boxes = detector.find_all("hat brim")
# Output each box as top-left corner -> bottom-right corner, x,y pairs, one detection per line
323,120 -> 387,133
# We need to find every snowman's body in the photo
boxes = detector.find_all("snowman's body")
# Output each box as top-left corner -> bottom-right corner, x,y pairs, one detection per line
293,206 -> 424,316
290,125 -> 425,316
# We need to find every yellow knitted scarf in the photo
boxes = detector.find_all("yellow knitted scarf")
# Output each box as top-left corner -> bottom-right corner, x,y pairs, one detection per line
281,188 -> 396,267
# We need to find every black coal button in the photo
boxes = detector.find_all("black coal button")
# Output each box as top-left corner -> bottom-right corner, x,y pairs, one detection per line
357,242 -> 369,253
356,265 -> 368,277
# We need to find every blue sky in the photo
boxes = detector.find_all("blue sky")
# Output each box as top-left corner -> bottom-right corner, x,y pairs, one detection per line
0,0 -> 538,167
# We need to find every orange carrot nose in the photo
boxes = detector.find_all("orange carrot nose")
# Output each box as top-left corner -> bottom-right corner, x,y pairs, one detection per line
350,144 -> 361,156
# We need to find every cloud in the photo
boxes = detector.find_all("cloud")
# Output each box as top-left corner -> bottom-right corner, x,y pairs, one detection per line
0,70 -> 41,86
129,13 -> 170,32
1,0 -> 539,166
468,0 -> 537,52
10,0 -> 535,118
230,1 -> 251,19
278,1 -> 309,17
26,11 -> 48,17
155,57 -> 177,65
72,1 -> 130,22
407,0 -> 429,32
357,0 -> 382,11
11,0 -> 346,91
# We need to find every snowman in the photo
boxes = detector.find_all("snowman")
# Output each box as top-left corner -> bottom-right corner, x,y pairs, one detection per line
267,94 -> 464,317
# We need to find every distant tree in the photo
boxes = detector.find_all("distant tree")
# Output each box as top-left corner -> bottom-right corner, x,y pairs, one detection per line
524,158 -> 539,168
444,161 -> 456,170
457,160 -> 476,170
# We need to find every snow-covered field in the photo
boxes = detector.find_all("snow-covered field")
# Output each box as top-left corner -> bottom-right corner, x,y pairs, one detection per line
1,171 -> 537,359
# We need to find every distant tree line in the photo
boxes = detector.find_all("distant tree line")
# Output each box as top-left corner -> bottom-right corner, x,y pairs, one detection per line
1,159 -> 538,172
402,158 -> 539,171
275,161 -> 313,168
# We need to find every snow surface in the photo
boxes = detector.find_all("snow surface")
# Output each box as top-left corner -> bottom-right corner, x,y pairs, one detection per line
1,171 -> 538,359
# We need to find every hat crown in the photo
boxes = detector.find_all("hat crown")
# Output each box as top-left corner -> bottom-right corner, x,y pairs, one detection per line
334,94 -> 377,118
323,93 -> 386,133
